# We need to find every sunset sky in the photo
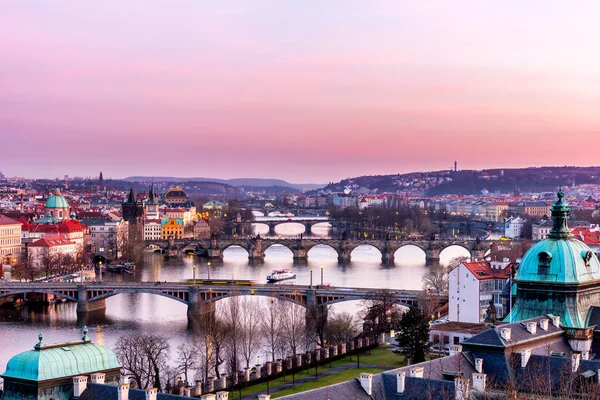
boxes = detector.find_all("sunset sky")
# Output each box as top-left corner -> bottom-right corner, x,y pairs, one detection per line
2,1 -> 600,183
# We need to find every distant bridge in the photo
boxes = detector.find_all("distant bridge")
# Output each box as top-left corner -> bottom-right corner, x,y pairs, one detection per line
0,281 -> 446,324
149,237 -> 509,263
225,218 -> 333,236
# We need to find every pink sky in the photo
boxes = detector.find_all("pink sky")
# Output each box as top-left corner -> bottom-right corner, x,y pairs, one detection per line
1,1 -> 600,183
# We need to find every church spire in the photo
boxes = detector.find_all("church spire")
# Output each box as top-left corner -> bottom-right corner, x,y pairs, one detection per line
148,181 -> 158,204
127,183 -> 137,203
548,188 -> 571,239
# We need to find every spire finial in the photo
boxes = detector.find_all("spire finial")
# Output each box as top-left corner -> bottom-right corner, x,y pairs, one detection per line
82,326 -> 88,341
557,187 -> 564,202
35,332 -> 44,349
548,188 -> 570,239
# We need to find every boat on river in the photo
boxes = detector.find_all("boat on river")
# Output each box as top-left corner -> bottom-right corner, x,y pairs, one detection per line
266,269 -> 296,283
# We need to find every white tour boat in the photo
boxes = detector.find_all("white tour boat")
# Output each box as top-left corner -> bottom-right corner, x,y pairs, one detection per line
266,269 -> 296,283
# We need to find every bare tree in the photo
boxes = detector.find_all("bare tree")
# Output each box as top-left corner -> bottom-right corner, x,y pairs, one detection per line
260,297 -> 283,362
176,343 -> 198,385
280,301 -> 306,356
239,296 -> 262,368
193,313 -> 228,381
359,288 -> 402,334
422,263 -> 448,292
115,333 -> 169,390
224,295 -> 242,383
324,312 -> 359,345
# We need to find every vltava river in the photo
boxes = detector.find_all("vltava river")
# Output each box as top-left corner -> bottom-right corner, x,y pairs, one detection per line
0,224 -> 469,381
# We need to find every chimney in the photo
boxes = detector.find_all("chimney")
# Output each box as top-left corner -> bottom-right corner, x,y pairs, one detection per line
552,315 -> 561,327
359,373 -> 373,395
475,358 -> 483,374
500,328 -> 511,341
454,375 -> 470,400
472,373 -> 487,392
194,380 -> 202,396
572,353 -> 581,373
120,375 -> 129,384
145,388 -> 158,400
582,350 -> 590,360
73,376 -> 88,398
525,321 -> 537,335
449,345 -> 462,356
184,387 -> 191,397
201,395 -> 216,400
520,349 -> 531,368
216,392 -> 229,400
90,373 -> 105,385
409,366 -> 424,378
118,383 -> 130,400
397,372 -> 406,393
540,319 -> 549,331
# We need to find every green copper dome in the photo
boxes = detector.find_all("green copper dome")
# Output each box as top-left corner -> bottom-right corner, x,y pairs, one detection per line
1,333 -> 120,382
505,189 -> 600,328
45,188 -> 69,209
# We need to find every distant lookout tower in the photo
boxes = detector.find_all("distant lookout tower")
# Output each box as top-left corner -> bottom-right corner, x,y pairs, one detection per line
454,161 -> 457,172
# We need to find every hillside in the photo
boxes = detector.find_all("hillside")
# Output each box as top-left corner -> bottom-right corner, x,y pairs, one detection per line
125,176 -> 322,191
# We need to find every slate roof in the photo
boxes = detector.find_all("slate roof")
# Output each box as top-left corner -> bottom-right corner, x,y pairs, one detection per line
80,383 -> 192,400
277,377 -> 373,399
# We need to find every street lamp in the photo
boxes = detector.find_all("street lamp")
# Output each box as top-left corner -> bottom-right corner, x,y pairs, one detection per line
310,268 -> 313,288
98,260 -> 103,282
320,266 -> 324,286
192,264 -> 197,287
207,262 -> 211,280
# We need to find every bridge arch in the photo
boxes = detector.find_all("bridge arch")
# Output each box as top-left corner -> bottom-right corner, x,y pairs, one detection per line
393,243 -> 427,262
306,243 -> 339,259
439,244 -> 472,263
0,288 -> 78,303
87,289 -> 189,305
221,241 -> 250,253
212,291 -> 308,308
263,243 -> 294,258
348,244 -> 383,261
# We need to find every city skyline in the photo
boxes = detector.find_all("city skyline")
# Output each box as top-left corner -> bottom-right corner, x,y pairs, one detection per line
2,1 -> 600,182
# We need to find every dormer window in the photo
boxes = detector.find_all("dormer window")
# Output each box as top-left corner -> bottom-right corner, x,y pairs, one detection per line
582,251 -> 593,268
538,251 -> 552,273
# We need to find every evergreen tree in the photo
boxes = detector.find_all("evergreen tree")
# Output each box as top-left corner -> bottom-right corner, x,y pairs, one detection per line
394,306 -> 430,364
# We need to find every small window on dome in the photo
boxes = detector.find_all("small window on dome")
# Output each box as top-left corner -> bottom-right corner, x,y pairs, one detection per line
538,251 -> 552,272
582,251 -> 593,268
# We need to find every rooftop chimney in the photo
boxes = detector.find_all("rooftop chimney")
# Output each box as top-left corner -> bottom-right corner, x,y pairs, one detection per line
572,353 -> 581,373
540,319 -> 549,331
525,321 -> 537,335
145,388 -> 158,400
216,392 -> 229,400
409,366 -> 424,378
552,315 -> 561,327
449,345 -> 462,356
117,383 -> 129,400
397,372 -> 406,393
520,349 -> 531,368
455,375 -> 470,400
90,373 -> 105,385
472,373 -> 487,392
582,350 -> 590,360
475,358 -> 483,374
359,373 -> 373,395
500,328 -> 511,341
73,376 -> 88,398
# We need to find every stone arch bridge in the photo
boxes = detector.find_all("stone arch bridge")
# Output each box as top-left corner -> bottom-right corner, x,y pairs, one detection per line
0,282 -> 446,326
150,237 -> 505,263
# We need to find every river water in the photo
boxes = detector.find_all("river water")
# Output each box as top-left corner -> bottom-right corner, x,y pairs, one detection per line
0,224 -> 469,382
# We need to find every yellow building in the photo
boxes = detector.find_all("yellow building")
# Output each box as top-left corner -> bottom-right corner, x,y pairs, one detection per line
161,218 -> 183,240
0,215 -> 22,264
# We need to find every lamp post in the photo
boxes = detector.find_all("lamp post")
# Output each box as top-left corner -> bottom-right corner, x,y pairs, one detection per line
207,261 -> 211,280
320,266 -> 324,286
192,264 -> 196,287
310,268 -> 313,288
98,260 -> 103,282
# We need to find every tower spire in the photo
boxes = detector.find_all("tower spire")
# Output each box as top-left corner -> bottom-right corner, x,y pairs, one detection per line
548,188 -> 570,239
127,183 -> 137,203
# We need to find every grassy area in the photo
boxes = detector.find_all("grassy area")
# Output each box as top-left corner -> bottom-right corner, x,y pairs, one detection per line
227,347 -> 407,399
271,367 -> 385,398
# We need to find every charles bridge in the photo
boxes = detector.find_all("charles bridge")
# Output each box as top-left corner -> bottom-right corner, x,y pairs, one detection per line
0,281 -> 446,326
148,236 -> 507,263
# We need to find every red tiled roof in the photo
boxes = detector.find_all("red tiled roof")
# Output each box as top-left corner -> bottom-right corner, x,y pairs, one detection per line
0,215 -> 22,226
29,237 -> 76,247
461,260 -> 511,280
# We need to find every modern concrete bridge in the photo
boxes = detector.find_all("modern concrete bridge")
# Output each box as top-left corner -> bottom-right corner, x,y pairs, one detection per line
0,281 -> 446,325
150,237 -> 505,263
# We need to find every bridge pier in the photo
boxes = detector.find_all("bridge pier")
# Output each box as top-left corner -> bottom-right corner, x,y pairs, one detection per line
187,289 -> 216,325
304,223 -> 312,234
381,251 -> 395,264
425,246 -> 440,262
248,238 -> 266,261
268,224 -> 277,236
293,247 -> 308,261
76,286 -> 106,314
306,290 -> 328,341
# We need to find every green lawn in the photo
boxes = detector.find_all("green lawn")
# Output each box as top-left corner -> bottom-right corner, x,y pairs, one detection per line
271,367 -> 385,398
228,347 -> 407,399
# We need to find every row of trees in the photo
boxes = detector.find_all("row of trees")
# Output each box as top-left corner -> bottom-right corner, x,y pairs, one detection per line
11,245 -> 94,281
116,297 -> 360,391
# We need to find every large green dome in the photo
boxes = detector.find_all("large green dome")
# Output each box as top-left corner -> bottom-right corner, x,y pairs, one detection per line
515,237 -> 600,284
45,188 -> 69,209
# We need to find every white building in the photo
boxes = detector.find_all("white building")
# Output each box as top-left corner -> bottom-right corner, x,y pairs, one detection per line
84,219 -> 128,259
504,216 -> 525,239
28,237 -> 78,269
448,260 -> 512,323
532,219 -> 552,241
143,219 -> 162,241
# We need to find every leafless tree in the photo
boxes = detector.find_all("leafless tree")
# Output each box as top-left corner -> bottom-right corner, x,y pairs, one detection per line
422,263 -> 448,292
224,295 -> 242,383
260,297 -> 284,362
280,300 -> 307,356
115,333 -> 170,390
359,288 -> 402,334
176,343 -> 198,385
324,312 -> 359,345
193,313 -> 228,381
239,296 -> 262,368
